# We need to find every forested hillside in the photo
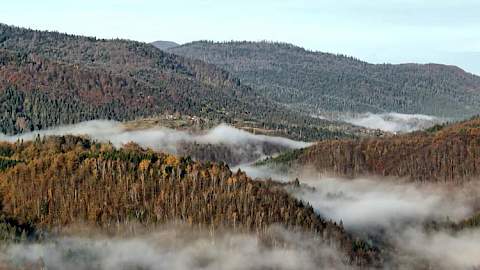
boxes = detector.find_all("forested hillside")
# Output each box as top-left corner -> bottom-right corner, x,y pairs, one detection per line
262,117 -> 480,182
0,136 -> 378,266
170,41 -> 480,118
0,24 -> 349,141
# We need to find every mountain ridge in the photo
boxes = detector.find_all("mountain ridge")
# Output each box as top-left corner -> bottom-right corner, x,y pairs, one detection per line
169,40 -> 480,118
0,23 -> 356,141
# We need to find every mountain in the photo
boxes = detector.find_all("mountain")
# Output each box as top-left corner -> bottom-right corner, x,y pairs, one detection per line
169,41 -> 480,118
259,117 -> 480,182
0,136 -> 378,266
0,24 -> 352,141
151,40 -> 179,50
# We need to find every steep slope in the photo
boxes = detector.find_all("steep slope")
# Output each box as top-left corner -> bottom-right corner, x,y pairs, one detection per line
261,117 -> 480,182
0,136 -> 378,266
0,24 -> 348,141
169,41 -> 480,118
151,40 -> 180,50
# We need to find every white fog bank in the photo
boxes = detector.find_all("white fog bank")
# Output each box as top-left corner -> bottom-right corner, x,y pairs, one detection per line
393,228 -> 480,270
239,164 -> 480,269
0,120 -> 310,165
342,112 -> 445,133
239,165 -> 476,229
1,227 -> 347,270
293,177 -> 474,229
0,120 -> 309,149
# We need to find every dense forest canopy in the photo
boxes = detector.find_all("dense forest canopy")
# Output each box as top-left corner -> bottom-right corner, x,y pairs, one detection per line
0,24 -> 358,141
0,136 -> 378,266
169,41 -> 480,118
261,117 -> 480,182
1,22 -> 480,269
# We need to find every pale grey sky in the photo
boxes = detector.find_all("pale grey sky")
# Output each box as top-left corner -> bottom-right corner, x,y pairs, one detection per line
2,0 -> 479,74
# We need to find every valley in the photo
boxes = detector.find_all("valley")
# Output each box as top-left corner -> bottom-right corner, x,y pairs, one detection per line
0,20 -> 479,270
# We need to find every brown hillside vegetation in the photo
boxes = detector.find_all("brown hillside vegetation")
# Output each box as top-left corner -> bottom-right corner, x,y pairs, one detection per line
0,136 -> 378,266
0,24 -> 352,141
272,117 -> 480,182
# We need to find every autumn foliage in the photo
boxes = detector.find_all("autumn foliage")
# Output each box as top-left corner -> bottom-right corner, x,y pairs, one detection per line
281,118 -> 480,182
0,136 -> 378,266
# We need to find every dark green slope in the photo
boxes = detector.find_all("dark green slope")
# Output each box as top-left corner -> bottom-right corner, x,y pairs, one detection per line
0,24 -> 352,140
169,41 -> 480,118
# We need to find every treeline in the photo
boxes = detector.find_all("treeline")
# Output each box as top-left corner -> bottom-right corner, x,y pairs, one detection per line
456,213 -> 480,229
266,117 -> 480,182
0,136 -> 378,266
0,24 -> 353,141
170,41 -> 480,118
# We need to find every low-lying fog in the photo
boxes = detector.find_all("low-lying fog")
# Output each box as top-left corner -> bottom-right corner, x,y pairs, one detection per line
242,166 -> 477,229
1,226 -> 346,270
1,120 -> 479,269
341,112 -> 445,133
0,120 -> 310,166
292,177 -> 474,229
240,164 -> 480,269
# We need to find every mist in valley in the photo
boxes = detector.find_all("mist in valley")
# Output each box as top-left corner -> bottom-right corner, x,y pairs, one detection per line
240,164 -> 480,269
340,112 -> 445,133
0,120 -> 310,166
1,0 -> 479,268
1,121 -> 479,269
291,177 -> 475,229
1,226 -> 348,270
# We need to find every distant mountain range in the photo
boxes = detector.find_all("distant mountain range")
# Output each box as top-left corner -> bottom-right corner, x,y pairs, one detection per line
169,41 -> 480,119
0,24 -> 354,140
1,24 -> 479,269
1,23 -> 479,141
